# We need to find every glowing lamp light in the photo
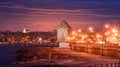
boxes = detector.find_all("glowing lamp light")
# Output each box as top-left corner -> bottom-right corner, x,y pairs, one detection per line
39,38 -> 42,41
99,41 -> 105,45
112,29 -> 118,33
105,24 -> 110,29
88,27 -> 94,32
115,33 -> 118,36
96,34 -> 100,38
78,29 -> 82,32
75,33 -> 77,36
67,37 -> 70,41
72,31 -> 75,35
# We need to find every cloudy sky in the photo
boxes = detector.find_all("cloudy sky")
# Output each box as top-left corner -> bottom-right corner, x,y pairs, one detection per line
0,0 -> 120,31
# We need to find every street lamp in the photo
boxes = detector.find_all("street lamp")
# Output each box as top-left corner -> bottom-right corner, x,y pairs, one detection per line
78,29 -> 82,32
88,27 -> 94,33
104,24 -> 110,29
112,29 -> 118,33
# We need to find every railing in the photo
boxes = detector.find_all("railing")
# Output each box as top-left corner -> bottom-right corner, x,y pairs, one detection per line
88,62 -> 120,67
70,44 -> 120,59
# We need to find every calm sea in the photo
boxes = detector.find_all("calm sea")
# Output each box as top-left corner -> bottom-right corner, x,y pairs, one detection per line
0,45 -> 27,64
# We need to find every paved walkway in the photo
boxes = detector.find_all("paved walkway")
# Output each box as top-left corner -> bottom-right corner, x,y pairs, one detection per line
54,48 -> 119,67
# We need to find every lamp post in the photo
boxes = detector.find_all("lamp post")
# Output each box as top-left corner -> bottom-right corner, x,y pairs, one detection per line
118,56 -> 120,67
101,42 -> 104,56
101,39 -> 105,56
119,56 -> 120,64
99,34 -> 104,56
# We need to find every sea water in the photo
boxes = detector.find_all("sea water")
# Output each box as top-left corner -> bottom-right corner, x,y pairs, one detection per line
0,45 -> 25,64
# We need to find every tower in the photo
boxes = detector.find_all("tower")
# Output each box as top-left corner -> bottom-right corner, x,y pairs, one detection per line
22,26 -> 30,33
23,26 -> 27,33
57,20 -> 72,48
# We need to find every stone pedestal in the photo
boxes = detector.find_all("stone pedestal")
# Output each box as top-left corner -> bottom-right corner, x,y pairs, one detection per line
59,42 -> 69,48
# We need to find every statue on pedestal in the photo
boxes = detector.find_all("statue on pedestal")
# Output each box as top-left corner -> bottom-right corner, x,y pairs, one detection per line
57,20 -> 72,48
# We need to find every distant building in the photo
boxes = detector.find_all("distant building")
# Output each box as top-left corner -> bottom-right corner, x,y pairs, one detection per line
57,20 -> 72,48
22,26 -> 30,33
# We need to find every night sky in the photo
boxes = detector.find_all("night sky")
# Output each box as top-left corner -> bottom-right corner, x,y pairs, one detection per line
0,0 -> 120,31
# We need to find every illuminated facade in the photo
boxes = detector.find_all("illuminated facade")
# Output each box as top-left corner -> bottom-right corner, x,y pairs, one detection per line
22,26 -> 30,33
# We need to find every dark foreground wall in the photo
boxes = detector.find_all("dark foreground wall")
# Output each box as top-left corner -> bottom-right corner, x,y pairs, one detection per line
70,45 -> 120,58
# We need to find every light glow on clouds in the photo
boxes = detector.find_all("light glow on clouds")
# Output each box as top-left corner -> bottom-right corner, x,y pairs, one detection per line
0,0 -> 120,31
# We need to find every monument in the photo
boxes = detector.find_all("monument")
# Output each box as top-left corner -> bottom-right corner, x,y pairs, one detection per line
57,20 -> 72,48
